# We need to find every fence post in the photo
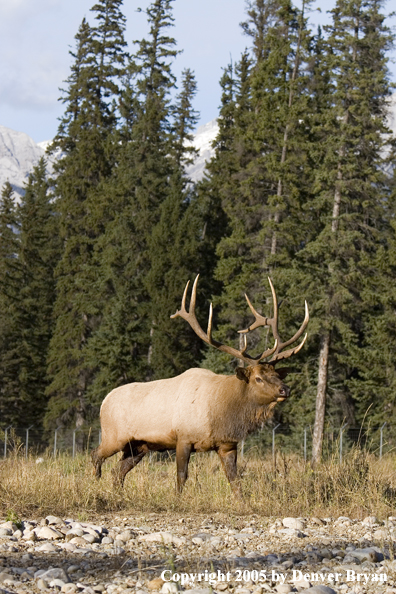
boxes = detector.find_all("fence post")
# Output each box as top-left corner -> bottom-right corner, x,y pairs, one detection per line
380,422 -> 387,459
54,427 -> 61,457
4,426 -> 12,459
25,425 -> 33,459
272,423 -> 280,469
340,423 -> 348,463
304,426 -> 308,463
72,430 -> 81,458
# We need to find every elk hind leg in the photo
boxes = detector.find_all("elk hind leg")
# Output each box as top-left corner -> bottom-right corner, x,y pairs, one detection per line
113,444 -> 146,487
176,442 -> 192,494
217,443 -> 242,498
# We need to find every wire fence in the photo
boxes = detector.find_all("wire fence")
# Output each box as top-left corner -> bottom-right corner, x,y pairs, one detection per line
0,422 -> 394,461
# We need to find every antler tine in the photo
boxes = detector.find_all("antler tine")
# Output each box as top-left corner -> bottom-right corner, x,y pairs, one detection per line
238,294 -> 270,334
270,332 -> 308,363
190,274 -> 199,313
269,300 -> 309,363
207,302 -> 214,344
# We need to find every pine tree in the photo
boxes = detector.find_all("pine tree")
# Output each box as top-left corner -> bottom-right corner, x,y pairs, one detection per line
16,159 -> 61,428
45,2 -> 128,430
287,0 -> 396,464
201,0 -> 313,375
0,183 -> 21,427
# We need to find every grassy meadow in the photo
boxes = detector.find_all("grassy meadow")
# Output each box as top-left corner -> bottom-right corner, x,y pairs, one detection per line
1,446 -> 396,521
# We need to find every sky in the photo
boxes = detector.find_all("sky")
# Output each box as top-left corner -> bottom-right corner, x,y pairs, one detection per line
0,0 -> 395,144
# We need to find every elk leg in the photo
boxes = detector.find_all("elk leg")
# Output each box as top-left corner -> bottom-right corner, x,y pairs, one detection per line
217,443 -> 242,498
176,442 -> 192,494
91,443 -> 119,479
113,445 -> 146,487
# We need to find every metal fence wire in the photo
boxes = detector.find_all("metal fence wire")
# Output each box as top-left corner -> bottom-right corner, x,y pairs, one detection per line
0,422 -> 393,460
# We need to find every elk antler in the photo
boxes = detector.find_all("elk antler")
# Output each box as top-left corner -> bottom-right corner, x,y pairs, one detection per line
171,275 -> 279,366
239,277 -> 309,364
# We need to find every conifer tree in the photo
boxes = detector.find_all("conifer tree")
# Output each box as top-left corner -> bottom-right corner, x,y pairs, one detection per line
16,159 -> 61,428
45,1 -> 128,430
286,0 -> 395,464
0,183 -> 21,427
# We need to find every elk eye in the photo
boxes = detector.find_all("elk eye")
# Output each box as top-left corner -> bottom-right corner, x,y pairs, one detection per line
256,377 -> 263,383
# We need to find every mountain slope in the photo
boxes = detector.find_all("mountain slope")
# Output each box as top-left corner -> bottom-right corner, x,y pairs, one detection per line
0,92 -> 395,194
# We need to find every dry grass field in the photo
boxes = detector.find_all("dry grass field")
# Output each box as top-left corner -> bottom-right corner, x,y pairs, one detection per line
1,446 -> 396,521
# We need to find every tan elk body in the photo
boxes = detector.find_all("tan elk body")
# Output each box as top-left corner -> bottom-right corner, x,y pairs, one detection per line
92,277 -> 309,494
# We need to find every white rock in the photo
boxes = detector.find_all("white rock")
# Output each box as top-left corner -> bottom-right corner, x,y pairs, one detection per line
139,532 -> 186,546
35,526 -> 64,540
161,584 -> 179,594
35,542 -> 58,552
276,586 -> 293,594
283,518 -> 304,530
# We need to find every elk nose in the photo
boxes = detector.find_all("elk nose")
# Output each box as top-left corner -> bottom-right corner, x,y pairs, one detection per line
279,386 -> 290,398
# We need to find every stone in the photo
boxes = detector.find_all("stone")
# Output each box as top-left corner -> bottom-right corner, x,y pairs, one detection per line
46,515 -> 64,526
40,568 -> 70,583
275,586 -> 293,594
0,573 -> 14,584
373,529 -> 390,540
161,584 -> 179,594
139,532 -> 186,546
352,547 -> 384,562
37,578 -> 49,590
305,585 -> 337,594
0,529 -> 12,538
283,518 -> 304,530
35,526 -> 64,540
61,585 -> 78,593
35,542 -> 58,552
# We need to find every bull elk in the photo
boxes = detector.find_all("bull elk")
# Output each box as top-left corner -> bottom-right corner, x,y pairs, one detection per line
91,276 -> 309,495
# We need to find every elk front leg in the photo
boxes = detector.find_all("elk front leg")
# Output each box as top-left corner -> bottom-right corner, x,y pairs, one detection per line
217,443 -> 242,498
176,442 -> 192,494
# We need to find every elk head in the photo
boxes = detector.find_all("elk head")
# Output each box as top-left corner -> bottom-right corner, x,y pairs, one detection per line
171,276 -> 309,402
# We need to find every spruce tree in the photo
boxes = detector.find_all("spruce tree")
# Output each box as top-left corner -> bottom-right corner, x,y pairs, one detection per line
16,159 -> 61,428
45,2 -> 128,430
287,0 -> 395,464
0,183 -> 21,427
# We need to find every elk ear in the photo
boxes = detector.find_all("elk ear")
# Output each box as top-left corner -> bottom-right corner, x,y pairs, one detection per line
236,366 -> 251,383
276,367 -> 297,380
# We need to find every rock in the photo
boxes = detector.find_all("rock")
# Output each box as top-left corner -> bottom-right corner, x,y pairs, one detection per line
61,586 -> 78,593
139,532 -> 186,546
39,568 -> 70,583
184,590 -> 211,594
352,547 -> 384,562
101,536 -> 114,544
362,516 -> 379,525
35,526 -> 64,540
283,518 -> 304,530
305,585 -> 337,594
161,584 -> 179,594
0,573 -> 14,584
373,529 -> 390,540
276,586 -> 293,594
35,542 -> 58,552
0,529 -> 12,538
37,577 -> 49,590
46,515 -> 64,525
148,578 -> 165,590
0,521 -> 18,532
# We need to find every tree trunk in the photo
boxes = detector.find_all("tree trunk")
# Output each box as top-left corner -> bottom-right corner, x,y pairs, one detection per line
311,331 -> 330,467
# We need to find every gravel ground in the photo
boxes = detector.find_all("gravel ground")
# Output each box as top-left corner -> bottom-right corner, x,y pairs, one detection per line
0,513 -> 395,594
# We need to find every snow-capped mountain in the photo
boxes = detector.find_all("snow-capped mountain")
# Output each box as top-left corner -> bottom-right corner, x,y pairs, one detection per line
0,126 -> 60,197
0,120 -> 219,198
1,92 -> 395,197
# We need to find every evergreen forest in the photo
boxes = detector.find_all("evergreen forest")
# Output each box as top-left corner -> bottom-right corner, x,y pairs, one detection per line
0,0 -> 395,463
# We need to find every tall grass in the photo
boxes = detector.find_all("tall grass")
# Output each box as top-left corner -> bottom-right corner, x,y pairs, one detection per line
1,448 -> 396,519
